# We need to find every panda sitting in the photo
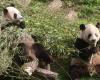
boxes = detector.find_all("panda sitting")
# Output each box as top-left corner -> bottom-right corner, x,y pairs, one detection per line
70,23 -> 100,80
1,3 -> 25,30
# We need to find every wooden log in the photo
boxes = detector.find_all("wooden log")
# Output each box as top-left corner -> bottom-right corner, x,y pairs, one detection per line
22,59 -> 39,76
22,59 -> 58,78
36,67 -> 58,78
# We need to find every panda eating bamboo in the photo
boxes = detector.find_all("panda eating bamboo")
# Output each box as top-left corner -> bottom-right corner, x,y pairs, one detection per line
69,23 -> 100,80
1,4 -> 25,30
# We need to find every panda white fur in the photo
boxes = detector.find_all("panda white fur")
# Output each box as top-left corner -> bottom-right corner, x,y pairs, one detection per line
69,23 -> 100,80
1,4 -> 25,30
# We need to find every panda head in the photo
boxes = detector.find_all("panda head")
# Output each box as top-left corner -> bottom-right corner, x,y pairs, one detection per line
79,23 -> 100,47
3,4 -> 25,29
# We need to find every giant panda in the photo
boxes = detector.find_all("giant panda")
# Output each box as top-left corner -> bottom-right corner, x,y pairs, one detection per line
14,34 -> 53,69
1,3 -> 25,30
0,34 -> 54,80
69,23 -> 100,80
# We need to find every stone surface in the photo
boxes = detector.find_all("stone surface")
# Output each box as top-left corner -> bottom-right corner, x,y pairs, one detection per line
48,0 -> 62,11
65,8 -> 78,21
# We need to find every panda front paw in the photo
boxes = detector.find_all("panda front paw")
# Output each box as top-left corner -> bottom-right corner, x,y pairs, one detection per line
90,47 -> 97,53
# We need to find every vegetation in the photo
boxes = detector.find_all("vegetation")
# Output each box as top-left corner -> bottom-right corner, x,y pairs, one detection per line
0,0 -> 100,80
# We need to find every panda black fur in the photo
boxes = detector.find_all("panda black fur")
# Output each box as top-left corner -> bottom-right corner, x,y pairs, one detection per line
14,34 -> 53,68
70,23 -> 100,80
1,4 -> 25,30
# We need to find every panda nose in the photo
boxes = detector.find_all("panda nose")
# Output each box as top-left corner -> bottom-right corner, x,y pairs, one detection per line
91,39 -> 96,42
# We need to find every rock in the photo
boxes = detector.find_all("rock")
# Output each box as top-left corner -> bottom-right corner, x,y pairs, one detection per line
65,8 -> 78,21
48,0 -> 62,11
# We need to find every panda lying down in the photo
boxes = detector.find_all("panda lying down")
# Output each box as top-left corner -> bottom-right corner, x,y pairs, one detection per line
13,34 -> 58,78
70,23 -> 100,80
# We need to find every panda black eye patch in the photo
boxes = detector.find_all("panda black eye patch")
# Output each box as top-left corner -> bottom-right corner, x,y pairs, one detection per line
14,13 -> 17,19
88,34 -> 92,38
95,33 -> 98,37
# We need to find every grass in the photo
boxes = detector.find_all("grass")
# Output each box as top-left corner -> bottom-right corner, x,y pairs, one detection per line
0,0 -> 100,80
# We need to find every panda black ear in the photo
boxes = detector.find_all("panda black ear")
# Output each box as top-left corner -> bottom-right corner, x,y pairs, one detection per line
10,3 -> 15,7
31,35 -> 37,42
96,22 -> 100,28
3,8 -> 8,15
80,24 -> 85,31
